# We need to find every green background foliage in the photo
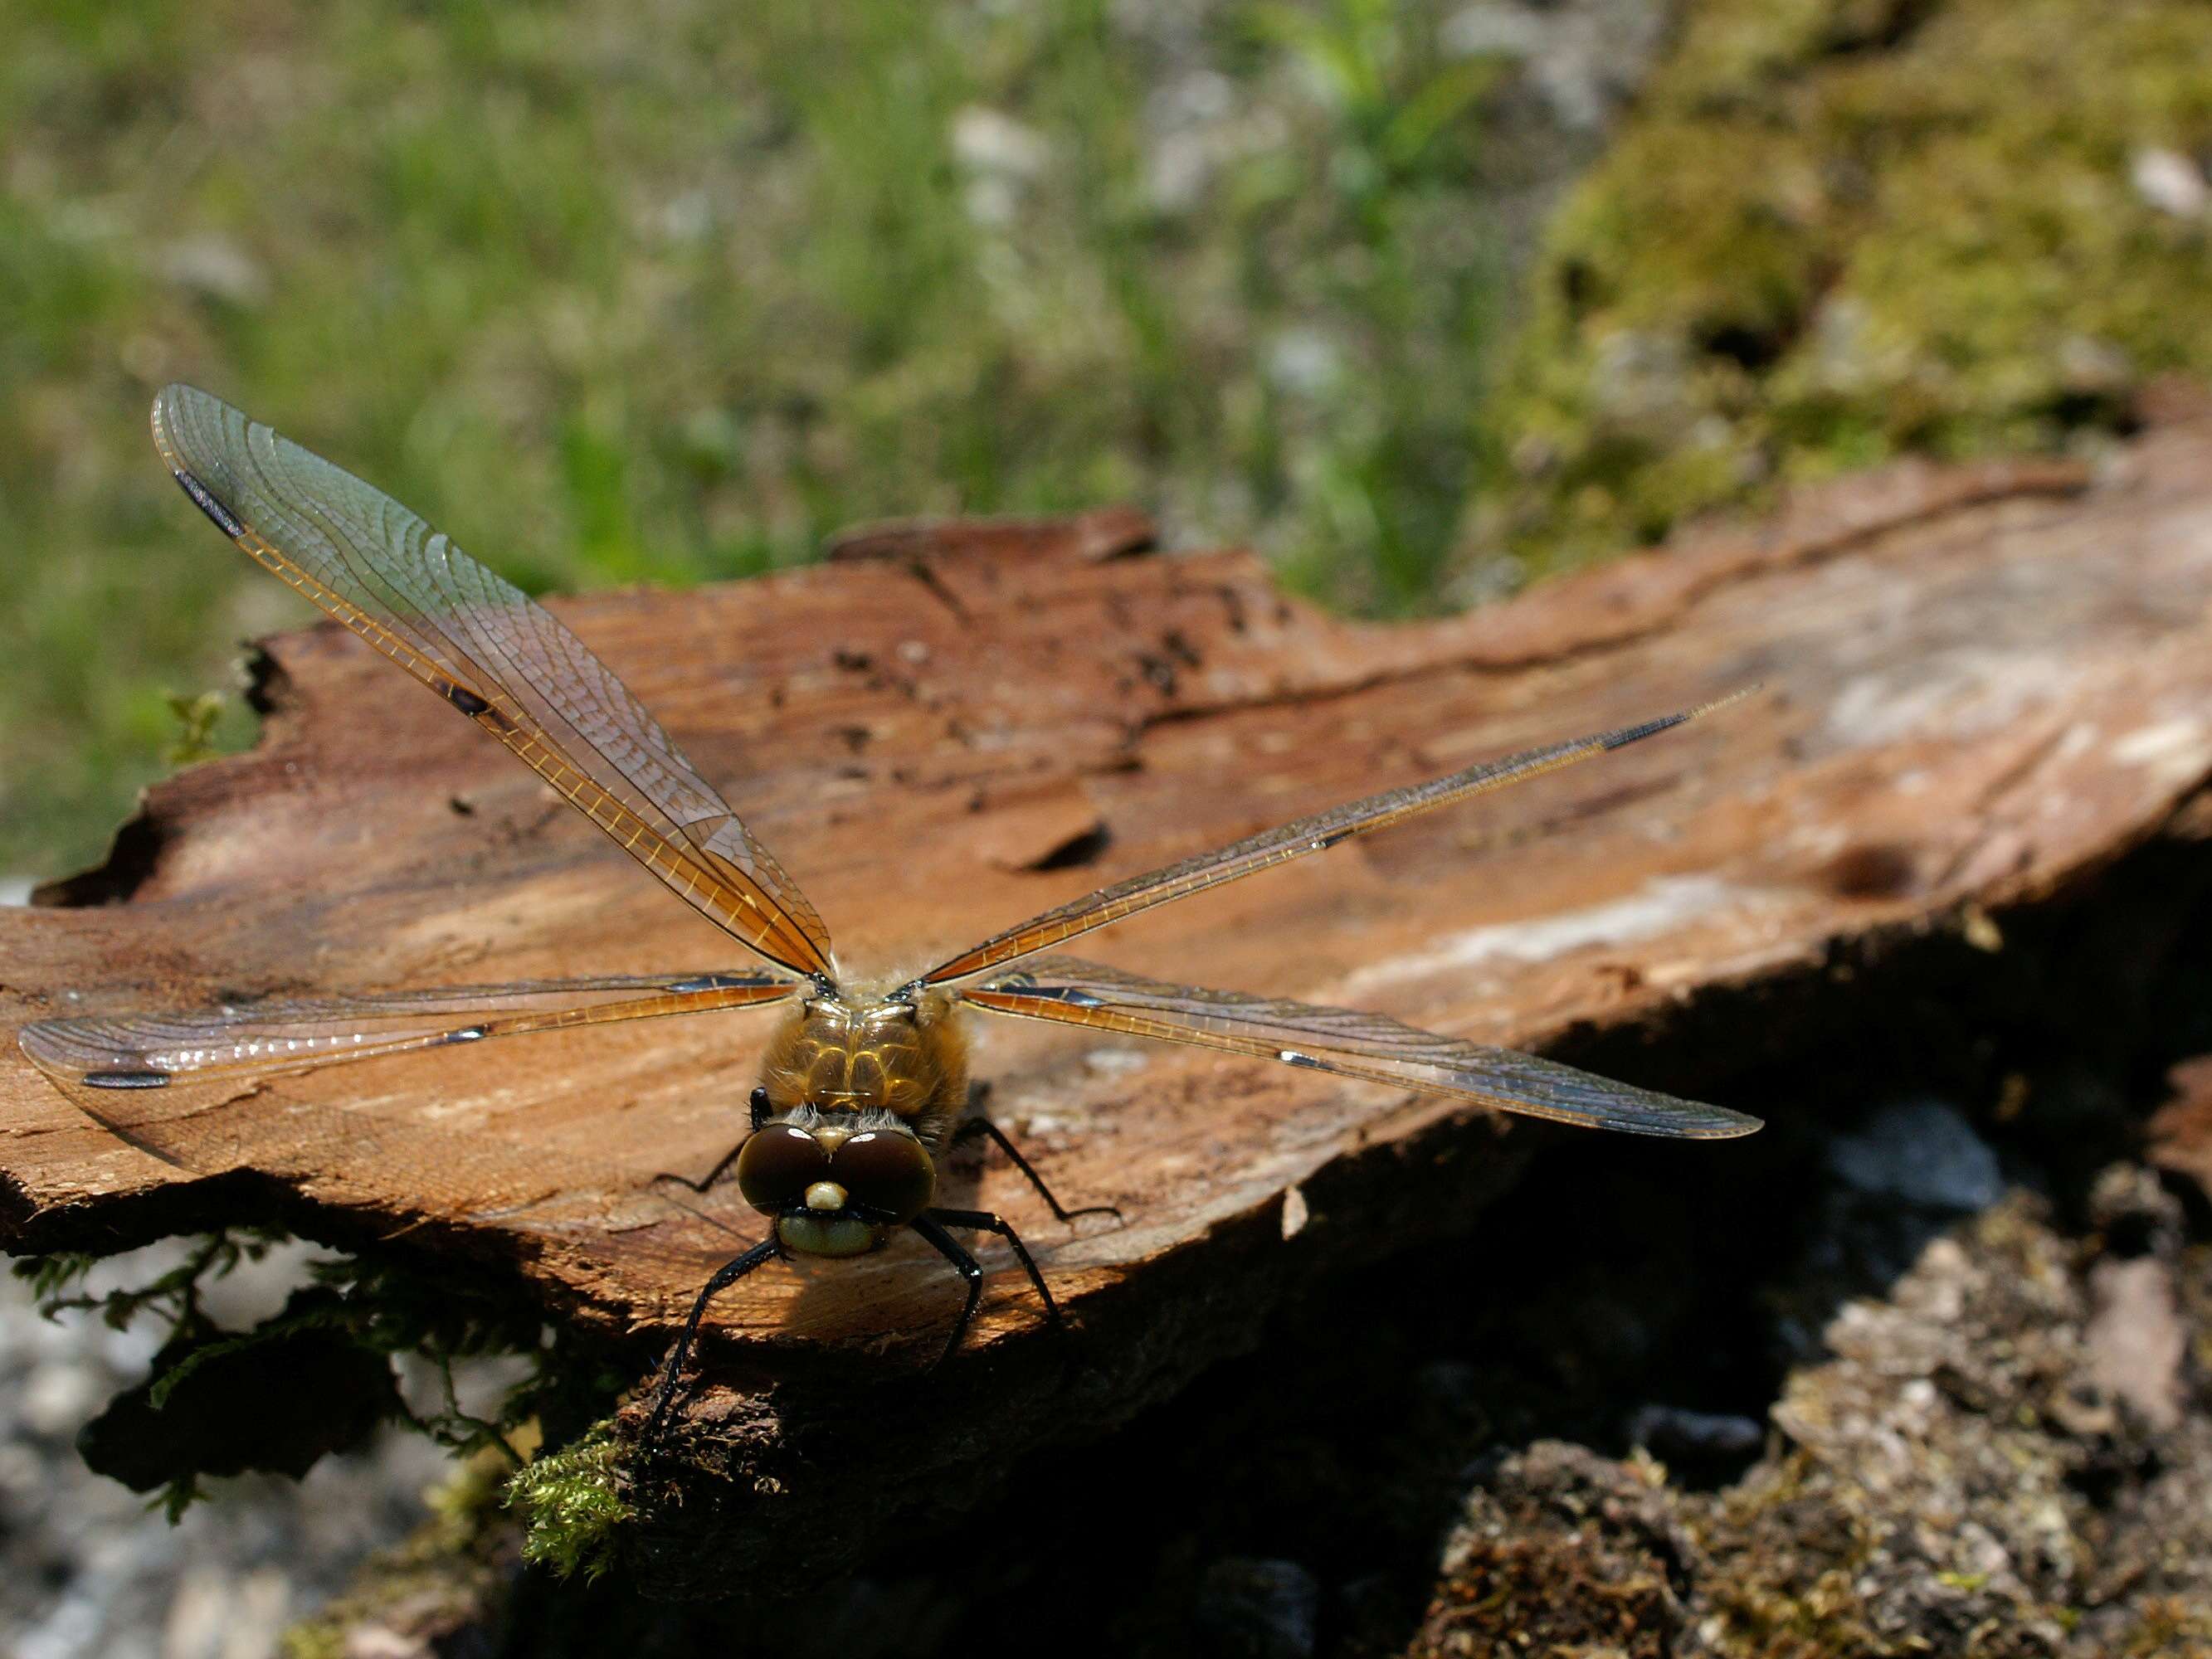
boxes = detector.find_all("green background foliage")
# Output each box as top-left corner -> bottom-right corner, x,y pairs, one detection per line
3,0 -> 2210,882
0,0 -> 1502,878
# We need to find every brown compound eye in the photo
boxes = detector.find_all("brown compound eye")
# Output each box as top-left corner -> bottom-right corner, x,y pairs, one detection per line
736,1123 -> 830,1214
831,1131 -> 936,1224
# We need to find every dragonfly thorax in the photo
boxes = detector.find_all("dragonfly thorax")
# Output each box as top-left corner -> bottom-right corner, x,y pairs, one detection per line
757,985 -> 968,1149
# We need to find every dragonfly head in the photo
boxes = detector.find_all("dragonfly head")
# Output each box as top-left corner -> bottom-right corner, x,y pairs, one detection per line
738,1111 -> 938,1256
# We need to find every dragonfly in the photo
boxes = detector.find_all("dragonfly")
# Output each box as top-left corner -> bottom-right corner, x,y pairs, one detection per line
18,385 -> 1761,1447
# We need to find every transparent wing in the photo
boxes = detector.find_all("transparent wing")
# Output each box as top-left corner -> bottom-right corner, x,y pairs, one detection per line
19,971 -> 793,1097
151,384 -> 835,980
21,973 -> 795,1225
925,690 -> 1753,985
962,956 -> 1760,1139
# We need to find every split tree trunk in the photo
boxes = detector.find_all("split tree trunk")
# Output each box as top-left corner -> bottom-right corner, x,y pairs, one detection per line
7,415 -> 2212,1593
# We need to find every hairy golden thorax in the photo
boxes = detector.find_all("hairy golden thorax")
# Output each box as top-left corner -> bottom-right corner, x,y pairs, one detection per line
755,985 -> 969,1149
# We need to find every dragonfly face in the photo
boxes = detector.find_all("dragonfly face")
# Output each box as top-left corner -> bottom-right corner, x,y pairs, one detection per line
738,990 -> 967,1258
17,384 -> 1766,1455
738,1114 -> 938,1257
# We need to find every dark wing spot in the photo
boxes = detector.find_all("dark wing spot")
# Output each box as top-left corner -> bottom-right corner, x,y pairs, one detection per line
441,1026 -> 490,1044
437,683 -> 514,732
1278,1049 -> 1325,1068
1015,985 -> 1106,1008
1599,713 -> 1688,750
82,1069 -> 173,1090
173,470 -> 246,539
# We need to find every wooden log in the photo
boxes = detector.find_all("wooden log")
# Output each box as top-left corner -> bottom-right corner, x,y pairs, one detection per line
7,415 -> 2212,1593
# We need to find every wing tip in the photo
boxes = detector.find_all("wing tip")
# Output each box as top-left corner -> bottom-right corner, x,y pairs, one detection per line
17,1020 -> 70,1069
1598,684 -> 1765,754
149,383 -> 179,461
149,381 -> 216,443
1683,1106 -> 1764,1139
149,385 -> 253,540
1686,683 -> 1764,723
17,1020 -> 156,1092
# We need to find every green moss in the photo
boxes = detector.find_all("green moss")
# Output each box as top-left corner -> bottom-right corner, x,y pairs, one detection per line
505,1421 -> 632,1583
1480,0 -> 2212,576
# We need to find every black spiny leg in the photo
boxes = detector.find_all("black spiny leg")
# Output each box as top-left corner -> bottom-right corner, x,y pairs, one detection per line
950,1116 -> 1122,1224
911,1214 -> 986,1368
652,1087 -> 775,1194
914,1206 -> 1067,1367
641,1237 -> 780,1450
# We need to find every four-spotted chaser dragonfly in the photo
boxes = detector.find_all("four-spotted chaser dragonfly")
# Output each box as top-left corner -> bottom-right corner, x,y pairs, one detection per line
18,386 -> 1761,1444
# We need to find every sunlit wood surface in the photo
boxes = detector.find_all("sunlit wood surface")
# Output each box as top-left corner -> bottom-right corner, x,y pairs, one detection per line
6,422 -> 2208,1399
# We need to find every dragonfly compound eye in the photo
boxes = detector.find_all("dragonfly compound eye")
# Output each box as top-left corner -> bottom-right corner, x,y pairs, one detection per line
831,1130 -> 937,1224
736,1123 -> 831,1214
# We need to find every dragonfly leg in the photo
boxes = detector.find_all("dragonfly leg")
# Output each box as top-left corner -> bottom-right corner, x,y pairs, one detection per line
650,1087 -> 774,1194
949,1116 -> 1122,1224
641,1236 -> 780,1450
910,1214 -> 986,1368
915,1205 -> 1067,1367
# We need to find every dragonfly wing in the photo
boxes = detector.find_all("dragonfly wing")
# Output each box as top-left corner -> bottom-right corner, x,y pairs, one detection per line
924,691 -> 1753,984
962,956 -> 1760,1140
151,384 -> 834,979
20,971 -> 792,1096
20,972 -> 795,1210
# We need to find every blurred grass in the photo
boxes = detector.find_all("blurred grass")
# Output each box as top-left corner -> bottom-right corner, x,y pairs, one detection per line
12,0 -> 2210,886
0,0 -> 1506,881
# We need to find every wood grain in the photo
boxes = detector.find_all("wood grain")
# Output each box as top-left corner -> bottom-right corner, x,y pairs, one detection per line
8,416 -> 2212,1586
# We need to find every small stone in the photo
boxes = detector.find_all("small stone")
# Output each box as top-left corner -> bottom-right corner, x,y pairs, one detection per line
1625,1403 -> 1765,1462
1264,328 -> 1341,397
2132,147 -> 2209,218
20,1360 -> 101,1438
2058,333 -> 2133,396
156,234 -> 270,307
1193,1558 -> 1321,1659
1825,1098 -> 2004,1211
2084,1257 -> 2186,1432
950,106 -> 1052,180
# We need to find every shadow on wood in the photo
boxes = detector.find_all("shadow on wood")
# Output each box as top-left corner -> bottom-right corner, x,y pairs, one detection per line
9,416 -> 2212,1596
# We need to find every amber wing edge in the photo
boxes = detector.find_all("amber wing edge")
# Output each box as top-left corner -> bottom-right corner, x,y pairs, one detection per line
923,688 -> 1761,985
149,382 -> 836,980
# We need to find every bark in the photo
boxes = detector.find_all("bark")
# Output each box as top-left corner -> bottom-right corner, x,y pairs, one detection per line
7,420 -> 2212,1593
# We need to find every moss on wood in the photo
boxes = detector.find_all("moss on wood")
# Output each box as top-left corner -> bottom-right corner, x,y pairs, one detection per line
1476,0 -> 2212,577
